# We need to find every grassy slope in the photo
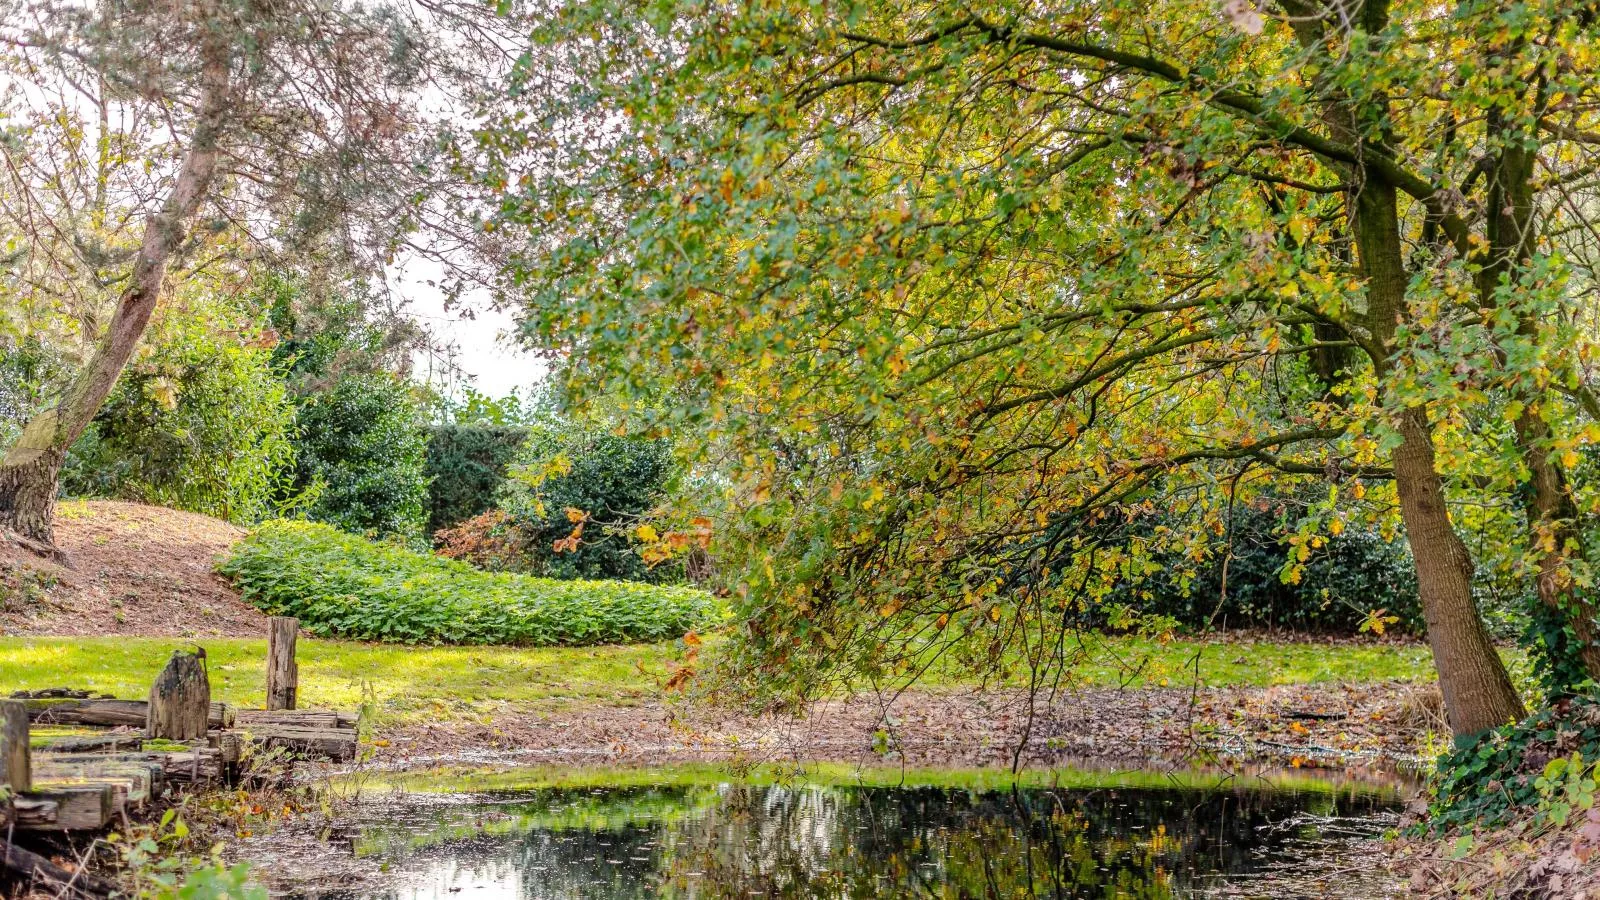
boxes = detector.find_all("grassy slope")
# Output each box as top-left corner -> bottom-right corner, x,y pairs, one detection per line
0,634 -> 1439,726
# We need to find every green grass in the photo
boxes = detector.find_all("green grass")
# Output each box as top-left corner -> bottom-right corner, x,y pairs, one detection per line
0,637 -> 686,725
353,760 -> 1405,799
0,633 -> 1440,728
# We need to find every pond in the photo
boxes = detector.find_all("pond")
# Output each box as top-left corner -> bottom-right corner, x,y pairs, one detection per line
255,765 -> 1407,899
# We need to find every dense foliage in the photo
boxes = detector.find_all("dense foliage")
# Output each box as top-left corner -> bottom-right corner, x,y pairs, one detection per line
1427,693 -> 1600,833
1102,504 -> 1423,634
477,0 -> 1600,734
220,520 -> 719,646
437,424 -> 676,581
61,323 -> 298,525
424,424 -> 528,536
291,374 -> 432,544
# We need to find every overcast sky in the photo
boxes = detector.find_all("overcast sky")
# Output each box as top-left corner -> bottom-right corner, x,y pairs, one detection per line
393,256 -> 549,400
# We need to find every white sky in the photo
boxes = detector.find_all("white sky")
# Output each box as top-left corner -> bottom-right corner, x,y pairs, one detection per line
392,256 -> 549,399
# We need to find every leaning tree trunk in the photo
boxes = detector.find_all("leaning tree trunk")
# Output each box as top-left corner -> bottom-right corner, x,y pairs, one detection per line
0,39 -> 232,553
1393,407 -> 1527,736
1347,164 -> 1526,738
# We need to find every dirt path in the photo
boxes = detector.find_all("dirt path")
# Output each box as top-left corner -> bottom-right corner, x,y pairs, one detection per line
0,500 -> 267,637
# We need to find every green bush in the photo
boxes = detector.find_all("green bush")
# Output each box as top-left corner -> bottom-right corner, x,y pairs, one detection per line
219,520 -> 719,645
292,374 -> 431,544
424,424 -> 528,536
493,425 -> 677,581
1099,504 -> 1424,634
61,337 -> 298,525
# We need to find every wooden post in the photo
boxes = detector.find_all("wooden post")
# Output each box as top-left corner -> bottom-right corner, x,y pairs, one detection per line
267,616 -> 298,711
1,699 -> 30,793
146,650 -> 211,741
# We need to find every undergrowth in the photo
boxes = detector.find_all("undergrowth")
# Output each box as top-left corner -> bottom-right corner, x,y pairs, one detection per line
219,520 -> 720,646
1426,692 -> 1600,833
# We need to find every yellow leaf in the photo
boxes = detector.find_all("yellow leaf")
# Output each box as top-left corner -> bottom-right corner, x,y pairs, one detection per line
635,524 -> 659,543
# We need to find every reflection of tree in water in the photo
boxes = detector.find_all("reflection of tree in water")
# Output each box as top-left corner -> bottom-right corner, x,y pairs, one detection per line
651,785 -> 1388,899
333,784 -> 1393,900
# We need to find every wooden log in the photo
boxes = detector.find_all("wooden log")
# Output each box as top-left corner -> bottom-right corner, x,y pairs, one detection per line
12,785 -> 113,831
32,758 -> 164,808
8,689 -> 113,701
0,837 -> 119,898
38,750 -> 221,786
26,698 -> 233,729
233,725 -> 357,761
266,616 -> 299,711
146,651 -> 210,741
29,732 -> 142,754
2,700 -> 29,792
235,709 -> 358,730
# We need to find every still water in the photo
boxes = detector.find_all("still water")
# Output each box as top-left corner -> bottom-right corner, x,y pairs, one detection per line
288,771 -> 1403,899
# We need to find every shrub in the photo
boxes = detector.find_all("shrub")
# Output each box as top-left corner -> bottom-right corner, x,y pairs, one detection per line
60,337 -> 298,525
219,520 -> 720,646
1100,503 -> 1424,634
292,374 -> 431,544
436,423 -> 677,582
424,424 -> 528,536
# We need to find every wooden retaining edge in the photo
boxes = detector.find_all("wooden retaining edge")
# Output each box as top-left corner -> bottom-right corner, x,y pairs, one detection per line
226,726 -> 357,762
20,698 -> 234,730
235,709 -> 359,730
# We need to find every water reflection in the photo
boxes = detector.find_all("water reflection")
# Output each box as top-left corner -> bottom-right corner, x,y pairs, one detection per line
305,779 -> 1398,899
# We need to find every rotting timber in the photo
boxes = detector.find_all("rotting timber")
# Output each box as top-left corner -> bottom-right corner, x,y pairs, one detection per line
1,618 -> 357,896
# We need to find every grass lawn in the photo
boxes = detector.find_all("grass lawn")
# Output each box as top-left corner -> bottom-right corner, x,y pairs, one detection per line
0,633 -> 1440,727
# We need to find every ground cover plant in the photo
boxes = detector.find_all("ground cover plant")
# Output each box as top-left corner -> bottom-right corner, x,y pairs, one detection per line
219,520 -> 718,646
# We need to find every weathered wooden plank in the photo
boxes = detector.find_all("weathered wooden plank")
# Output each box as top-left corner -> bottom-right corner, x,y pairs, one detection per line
233,725 -> 357,761
267,617 -> 299,711
25,698 -> 233,729
14,784 -> 113,831
235,709 -> 358,730
31,730 -> 142,754
37,749 -> 220,786
34,758 -> 164,807
2,699 -> 29,792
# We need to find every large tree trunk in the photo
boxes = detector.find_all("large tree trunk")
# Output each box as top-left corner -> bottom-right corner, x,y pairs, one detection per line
0,39 -> 233,553
1347,150 -> 1527,737
1393,407 -> 1527,735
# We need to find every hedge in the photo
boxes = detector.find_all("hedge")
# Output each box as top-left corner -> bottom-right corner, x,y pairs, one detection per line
219,520 -> 719,646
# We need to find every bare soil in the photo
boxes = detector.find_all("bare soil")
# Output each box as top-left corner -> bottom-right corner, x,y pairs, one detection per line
0,500 -> 266,637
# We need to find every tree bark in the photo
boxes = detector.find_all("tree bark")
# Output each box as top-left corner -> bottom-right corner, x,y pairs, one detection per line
1344,140 -> 1527,737
1393,407 -> 1527,735
0,36 -> 233,552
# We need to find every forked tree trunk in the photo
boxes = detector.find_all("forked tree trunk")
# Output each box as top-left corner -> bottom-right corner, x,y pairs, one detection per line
1392,408 -> 1527,736
0,39 -> 232,553
1485,133 -> 1600,681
